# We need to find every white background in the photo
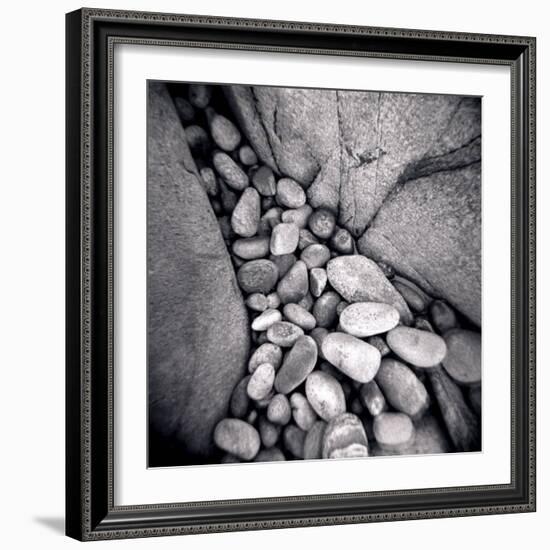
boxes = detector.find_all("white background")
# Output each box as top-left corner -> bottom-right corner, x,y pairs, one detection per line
0,0 -> 546,549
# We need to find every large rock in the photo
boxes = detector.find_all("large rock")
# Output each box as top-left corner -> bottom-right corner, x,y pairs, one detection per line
148,83 -> 250,464
224,85 -> 480,237
358,163 -> 481,326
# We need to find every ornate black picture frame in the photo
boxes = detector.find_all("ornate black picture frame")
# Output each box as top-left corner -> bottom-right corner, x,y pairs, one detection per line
66,8 -> 536,541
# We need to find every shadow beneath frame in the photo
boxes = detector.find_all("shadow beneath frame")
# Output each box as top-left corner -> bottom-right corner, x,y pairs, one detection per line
34,516 -> 65,535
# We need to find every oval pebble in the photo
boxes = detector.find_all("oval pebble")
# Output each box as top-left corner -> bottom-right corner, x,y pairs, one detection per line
303,421 -> 327,460
232,236 -> 270,259
430,300 -> 459,334
376,358 -> 430,418
188,84 -> 212,108
386,326 -> 447,367
359,380 -> 387,416
254,447 -> 286,462
213,418 -> 260,460
209,112 -> 241,152
339,302 -> 400,337
231,187 -> 260,237
281,204 -> 312,229
329,227 -> 354,254
267,321 -> 304,347
239,144 -> 258,166
290,393 -> 318,431
301,244 -> 331,269
258,207 -> 282,235
322,332 -> 381,383
298,228 -> 320,250
310,268 -> 327,298
247,363 -> 276,400
237,259 -> 279,294
274,335 -> 318,394
308,208 -> 336,240
392,279 -> 429,313
219,180 -> 238,213
298,292 -> 314,311
442,329 -> 481,385
251,308 -> 283,331
199,167 -> 218,197
283,425 -> 306,458
248,343 -> 283,373
270,253 -> 296,279
312,291 -> 341,328
267,394 -> 292,425
367,335 -> 390,356
245,293 -> 268,312
373,412 -> 415,452
266,292 -> 281,309
277,260 -> 309,304
270,223 -> 300,255
283,303 -> 316,331
305,371 -> 346,421
258,416 -> 281,448
309,327 -> 329,360
230,376 -> 251,418
213,151 -> 249,191
251,165 -> 276,196
276,177 -> 306,208
322,413 -> 369,459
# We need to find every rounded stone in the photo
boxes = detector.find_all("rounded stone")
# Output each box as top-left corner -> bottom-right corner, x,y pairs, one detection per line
430,300 -> 459,334
283,303 -> 316,331
230,376 -> 251,418
283,425 -> 306,458
290,393 -> 318,431
359,380 -> 387,417
376,358 -> 430,418
267,321 -> 304,347
367,335 -> 391,357
308,208 -> 336,240
274,335 -> 318,394
339,302 -> 400,337
247,363 -> 276,400
185,125 -> 210,156
251,165 -> 277,196
239,144 -> 258,166
386,326 -> 447,367
270,253 -> 296,279
251,308 -> 283,331
373,412 -> 416,452
301,244 -> 331,269
254,447 -> 286,462
442,329 -> 481,385
266,394 -> 292,425
213,418 -> 261,460
209,113 -> 241,152
213,151 -> 249,191
199,167 -> 218,197
270,223 -> 300,255
281,204 -> 312,229
309,327 -> 329,360
232,236 -> 270,259
245,293 -> 268,312
310,268 -> 328,298
298,229 -> 320,250
322,413 -> 369,459
392,279 -> 428,313
248,343 -> 283,373
258,416 -> 281,448
303,421 -> 327,460
231,188 -> 261,237
258,207 -> 283,236
322,332 -> 381,383
174,96 -> 195,122
312,291 -> 341,328
305,371 -> 346,422
237,259 -> 279,294
277,260 -> 309,304
266,292 -> 281,309
276,177 -> 306,208
329,227 -> 354,254
188,83 -> 212,108
298,292 -> 314,312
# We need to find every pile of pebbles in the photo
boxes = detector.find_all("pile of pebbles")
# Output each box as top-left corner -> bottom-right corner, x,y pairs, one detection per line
172,83 -> 482,464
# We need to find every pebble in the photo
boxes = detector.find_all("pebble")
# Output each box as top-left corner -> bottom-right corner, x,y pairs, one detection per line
350,397 -> 364,416
326,255 -> 412,323
251,308 -> 283,331
430,300 -> 459,334
386,326 -> 447,367
359,380 -> 387,416
277,260 -> 309,304
258,416 -> 281,448
322,413 -> 369,459
309,327 -> 329,360
267,321 -> 304,347
237,259 -> 279,294
392,279 -> 429,313
281,204 -> 312,229
218,180 -> 238,213
270,222 -> 300,255
303,421 -> 327,459
283,303 -> 316,331
274,335 -> 318,394
298,229 -> 320,250
312,291 -> 341,328
254,448 -> 286,462
310,268 -> 328,298
301,244 -> 331,269
367,335 -> 391,357
329,227 -> 355,254
185,125 -> 210,156
174,96 -> 195,122
231,188 -> 261,237
415,316 -> 435,332
188,83 -> 212,108
255,391 -> 275,409
376,359 -> 430,418
248,343 -> 283,373
339,302 -> 400,337
213,151 -> 249,191
442,329 -> 481,385
208,112 -> 241,152
335,300 -> 349,316
322,332 -> 381,383
373,412 -> 416,452
213,418 -> 261,460
308,208 -> 336,240
247,363 -> 276,400
262,196 -> 276,211
230,375 -> 251,418
199,167 -> 219,197
283,425 -> 306,458
246,409 -> 258,425
256,332 -> 269,346
298,292 -> 314,311
251,165 -> 277,196
290,393 -> 318,431
305,371 -> 346,421
239,144 -> 258,166
276,178 -> 306,208
258,207 -> 283,235
267,394 -> 292,425
245,293 -> 268,312
270,253 -> 296,279
267,292 -> 281,309
232,236 -> 270,259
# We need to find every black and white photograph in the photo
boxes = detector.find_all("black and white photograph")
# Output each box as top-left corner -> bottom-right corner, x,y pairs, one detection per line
147,81 -> 482,467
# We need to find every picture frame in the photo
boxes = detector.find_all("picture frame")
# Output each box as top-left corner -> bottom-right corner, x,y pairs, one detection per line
65,7 -> 536,541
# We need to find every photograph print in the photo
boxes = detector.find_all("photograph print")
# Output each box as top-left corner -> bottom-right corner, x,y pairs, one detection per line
147,80 -> 482,468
